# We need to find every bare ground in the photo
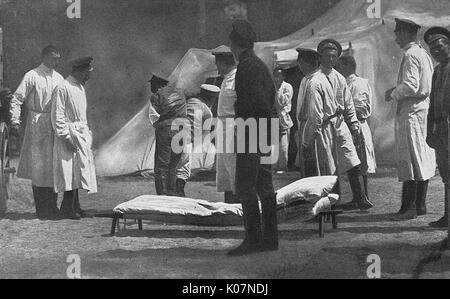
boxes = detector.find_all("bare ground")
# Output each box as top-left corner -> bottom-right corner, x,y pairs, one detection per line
0,162 -> 449,279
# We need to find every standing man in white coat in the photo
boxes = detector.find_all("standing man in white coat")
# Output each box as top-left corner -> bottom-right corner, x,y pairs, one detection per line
10,45 -> 64,220
336,55 -> 377,206
303,39 -> 373,211
213,47 -> 239,204
51,57 -> 97,220
386,19 -> 436,220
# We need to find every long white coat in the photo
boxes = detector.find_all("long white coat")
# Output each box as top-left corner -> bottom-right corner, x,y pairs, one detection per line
10,64 -> 64,187
390,42 -> 436,182
216,69 -> 237,194
303,67 -> 361,175
347,74 -> 377,174
51,75 -> 97,193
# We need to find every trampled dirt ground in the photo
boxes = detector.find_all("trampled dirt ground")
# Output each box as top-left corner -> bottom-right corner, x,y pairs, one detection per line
0,163 -> 449,279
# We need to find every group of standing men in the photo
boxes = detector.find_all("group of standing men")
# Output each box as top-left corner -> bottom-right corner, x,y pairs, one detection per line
3,46 -> 97,220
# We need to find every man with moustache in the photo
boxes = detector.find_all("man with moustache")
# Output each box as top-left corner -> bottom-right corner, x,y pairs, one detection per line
302,39 -> 373,211
385,19 -> 436,221
10,45 -> 64,220
424,27 -> 450,228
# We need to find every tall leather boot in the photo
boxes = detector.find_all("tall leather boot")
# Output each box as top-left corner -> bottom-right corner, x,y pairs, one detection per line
363,175 -> 369,200
260,193 -> 278,252
228,196 -> 262,256
347,167 -> 373,211
396,183 -> 409,215
46,189 -> 61,220
391,181 -> 417,221
430,185 -> 449,228
416,180 -> 429,216
175,179 -> 186,197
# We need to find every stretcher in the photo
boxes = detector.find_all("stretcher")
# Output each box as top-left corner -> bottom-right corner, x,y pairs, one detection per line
109,176 -> 340,236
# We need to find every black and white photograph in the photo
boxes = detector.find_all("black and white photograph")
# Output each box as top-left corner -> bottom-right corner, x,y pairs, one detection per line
0,0 -> 449,282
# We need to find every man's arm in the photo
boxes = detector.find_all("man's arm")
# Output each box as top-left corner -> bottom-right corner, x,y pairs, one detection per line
303,82 -> 324,147
391,54 -> 422,101
353,81 -> 372,120
51,86 -> 77,152
342,83 -> 360,133
10,72 -> 33,127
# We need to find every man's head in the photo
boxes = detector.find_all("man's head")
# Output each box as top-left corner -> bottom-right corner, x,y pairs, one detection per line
394,18 -> 420,49
335,55 -> 357,78
425,27 -> 450,64
41,45 -> 61,70
70,57 -> 94,86
213,47 -> 236,76
317,39 -> 342,70
273,67 -> 285,88
229,19 -> 257,59
199,84 -> 220,107
296,48 -> 321,75
149,74 -> 169,94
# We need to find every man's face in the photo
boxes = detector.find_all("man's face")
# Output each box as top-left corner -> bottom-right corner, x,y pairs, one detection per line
335,60 -> 350,77
320,49 -> 339,69
430,39 -> 450,63
229,40 -> 239,61
298,58 -> 314,75
394,30 -> 410,49
215,59 -> 228,76
43,52 -> 61,70
78,69 -> 92,85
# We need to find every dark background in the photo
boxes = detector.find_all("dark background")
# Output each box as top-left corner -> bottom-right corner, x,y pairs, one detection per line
0,0 -> 339,148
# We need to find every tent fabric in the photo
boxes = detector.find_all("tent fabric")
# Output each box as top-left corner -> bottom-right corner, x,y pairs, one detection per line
95,0 -> 450,177
113,176 -> 338,226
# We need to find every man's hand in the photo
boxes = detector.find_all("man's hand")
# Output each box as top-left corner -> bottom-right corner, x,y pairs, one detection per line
351,128 -> 362,149
64,137 -> 78,152
385,87 -> 396,102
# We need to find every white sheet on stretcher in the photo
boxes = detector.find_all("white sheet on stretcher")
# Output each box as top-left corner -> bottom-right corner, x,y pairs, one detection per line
113,176 -> 338,225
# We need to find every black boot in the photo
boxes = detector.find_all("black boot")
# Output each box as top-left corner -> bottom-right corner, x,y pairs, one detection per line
260,194 -> 278,252
32,186 -> 46,220
45,188 -> 61,220
225,191 -> 240,204
391,181 -> 417,221
363,175 -> 369,200
397,183 -> 409,215
416,180 -> 429,216
175,179 -> 186,197
430,186 -> 449,228
228,196 -> 262,256
347,167 -> 373,211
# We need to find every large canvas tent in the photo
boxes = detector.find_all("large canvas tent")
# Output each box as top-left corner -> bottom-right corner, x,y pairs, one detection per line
95,0 -> 450,177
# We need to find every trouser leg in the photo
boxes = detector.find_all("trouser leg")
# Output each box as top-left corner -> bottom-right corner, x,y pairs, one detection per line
61,190 -> 80,219
229,154 -> 264,256
32,186 -> 47,219
391,180 -> 417,221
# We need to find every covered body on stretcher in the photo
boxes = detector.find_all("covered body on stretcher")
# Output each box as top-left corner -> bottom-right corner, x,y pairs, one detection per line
110,176 -> 340,234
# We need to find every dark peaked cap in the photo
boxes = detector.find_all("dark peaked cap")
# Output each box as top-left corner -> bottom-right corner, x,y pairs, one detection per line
424,26 -> 450,45
149,73 -> 169,87
229,19 -> 257,48
394,18 -> 421,33
70,57 -> 94,71
297,48 -> 321,60
317,39 -> 342,56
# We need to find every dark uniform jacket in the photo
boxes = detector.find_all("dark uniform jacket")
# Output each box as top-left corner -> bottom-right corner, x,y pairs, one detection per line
428,60 -> 450,141
235,49 -> 277,155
